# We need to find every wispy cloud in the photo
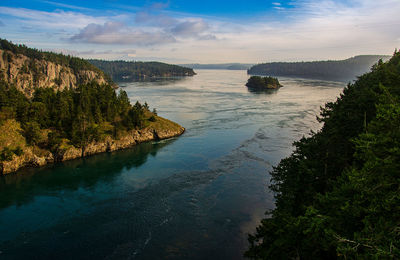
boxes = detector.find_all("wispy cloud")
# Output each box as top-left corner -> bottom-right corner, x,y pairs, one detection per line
170,20 -> 209,37
0,20 -> 4,26
133,5 -> 216,40
40,0 -> 92,11
70,21 -> 176,45
48,48 -> 137,60
56,48 -> 136,56
135,11 -> 177,27
0,0 -> 399,63
0,7 -> 107,29
150,2 -> 170,10
222,0 -> 400,61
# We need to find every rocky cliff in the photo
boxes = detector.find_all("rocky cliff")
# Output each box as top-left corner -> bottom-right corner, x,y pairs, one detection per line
0,117 -> 184,175
0,39 -> 185,175
0,48 -> 110,97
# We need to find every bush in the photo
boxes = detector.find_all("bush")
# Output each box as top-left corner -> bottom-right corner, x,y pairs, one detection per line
0,147 -> 14,161
13,146 -> 23,156
23,121 -> 42,145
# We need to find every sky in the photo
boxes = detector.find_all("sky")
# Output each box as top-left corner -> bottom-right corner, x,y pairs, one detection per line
0,0 -> 399,63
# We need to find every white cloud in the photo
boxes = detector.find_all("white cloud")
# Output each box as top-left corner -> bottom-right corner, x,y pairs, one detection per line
1,0 -> 399,63
40,1 -> 92,11
0,7 -> 107,29
192,0 -> 400,62
50,48 -> 138,60
70,22 -> 176,45
135,11 -> 177,27
170,20 -> 209,37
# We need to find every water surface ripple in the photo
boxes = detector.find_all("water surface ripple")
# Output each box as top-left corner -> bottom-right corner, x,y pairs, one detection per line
0,70 -> 344,259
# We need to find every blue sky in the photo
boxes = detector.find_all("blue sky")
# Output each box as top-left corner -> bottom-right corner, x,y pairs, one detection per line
2,0 -> 292,17
0,0 -> 399,63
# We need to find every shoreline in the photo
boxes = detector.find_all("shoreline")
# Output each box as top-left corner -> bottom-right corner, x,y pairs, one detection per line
0,119 -> 185,175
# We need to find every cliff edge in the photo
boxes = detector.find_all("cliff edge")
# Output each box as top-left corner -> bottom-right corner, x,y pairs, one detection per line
0,39 -> 113,97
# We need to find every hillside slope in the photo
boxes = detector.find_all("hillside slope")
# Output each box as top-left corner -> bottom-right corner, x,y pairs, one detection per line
0,39 -> 112,97
246,52 -> 400,259
88,59 -> 195,82
0,39 -> 185,175
181,63 -> 254,70
248,55 -> 390,82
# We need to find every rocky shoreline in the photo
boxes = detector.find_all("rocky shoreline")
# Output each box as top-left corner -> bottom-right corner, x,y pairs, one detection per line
0,124 -> 185,175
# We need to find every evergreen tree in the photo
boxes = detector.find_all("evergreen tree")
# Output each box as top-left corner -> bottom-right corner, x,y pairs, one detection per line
246,51 -> 400,259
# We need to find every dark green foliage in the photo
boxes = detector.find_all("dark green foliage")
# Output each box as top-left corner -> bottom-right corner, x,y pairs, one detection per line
0,80 -> 150,150
149,115 -> 156,122
248,55 -> 391,82
246,51 -> 400,259
47,132 -> 62,152
0,38 -> 159,156
0,147 -> 14,161
0,146 -> 23,160
13,146 -> 23,156
246,76 -> 282,90
88,59 -> 195,82
23,122 -> 42,145
0,81 -> 29,123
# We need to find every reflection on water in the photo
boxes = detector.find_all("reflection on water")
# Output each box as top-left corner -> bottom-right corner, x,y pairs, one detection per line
0,70 -> 344,259
0,140 -> 173,210
246,87 -> 280,95
118,76 -> 190,88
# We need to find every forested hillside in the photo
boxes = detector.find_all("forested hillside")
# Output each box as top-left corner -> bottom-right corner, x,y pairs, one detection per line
0,39 -> 184,174
182,63 -> 253,70
248,55 -> 390,82
0,39 -> 112,97
88,59 -> 195,82
246,52 -> 400,259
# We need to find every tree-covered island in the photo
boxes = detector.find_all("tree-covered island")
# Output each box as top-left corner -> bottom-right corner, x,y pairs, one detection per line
246,76 -> 282,91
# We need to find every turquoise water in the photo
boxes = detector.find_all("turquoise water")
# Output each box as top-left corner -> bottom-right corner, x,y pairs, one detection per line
0,70 -> 344,259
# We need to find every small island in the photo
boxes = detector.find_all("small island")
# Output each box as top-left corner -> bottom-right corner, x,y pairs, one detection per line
245,76 -> 282,91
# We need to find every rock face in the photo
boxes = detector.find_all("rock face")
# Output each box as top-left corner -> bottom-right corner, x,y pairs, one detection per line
0,49 -> 109,97
0,147 -> 53,174
0,124 -> 185,175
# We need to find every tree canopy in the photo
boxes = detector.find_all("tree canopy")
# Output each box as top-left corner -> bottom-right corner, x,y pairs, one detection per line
0,80 -> 150,154
246,51 -> 400,259
246,76 -> 282,90
248,55 -> 390,82
88,59 -> 195,82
